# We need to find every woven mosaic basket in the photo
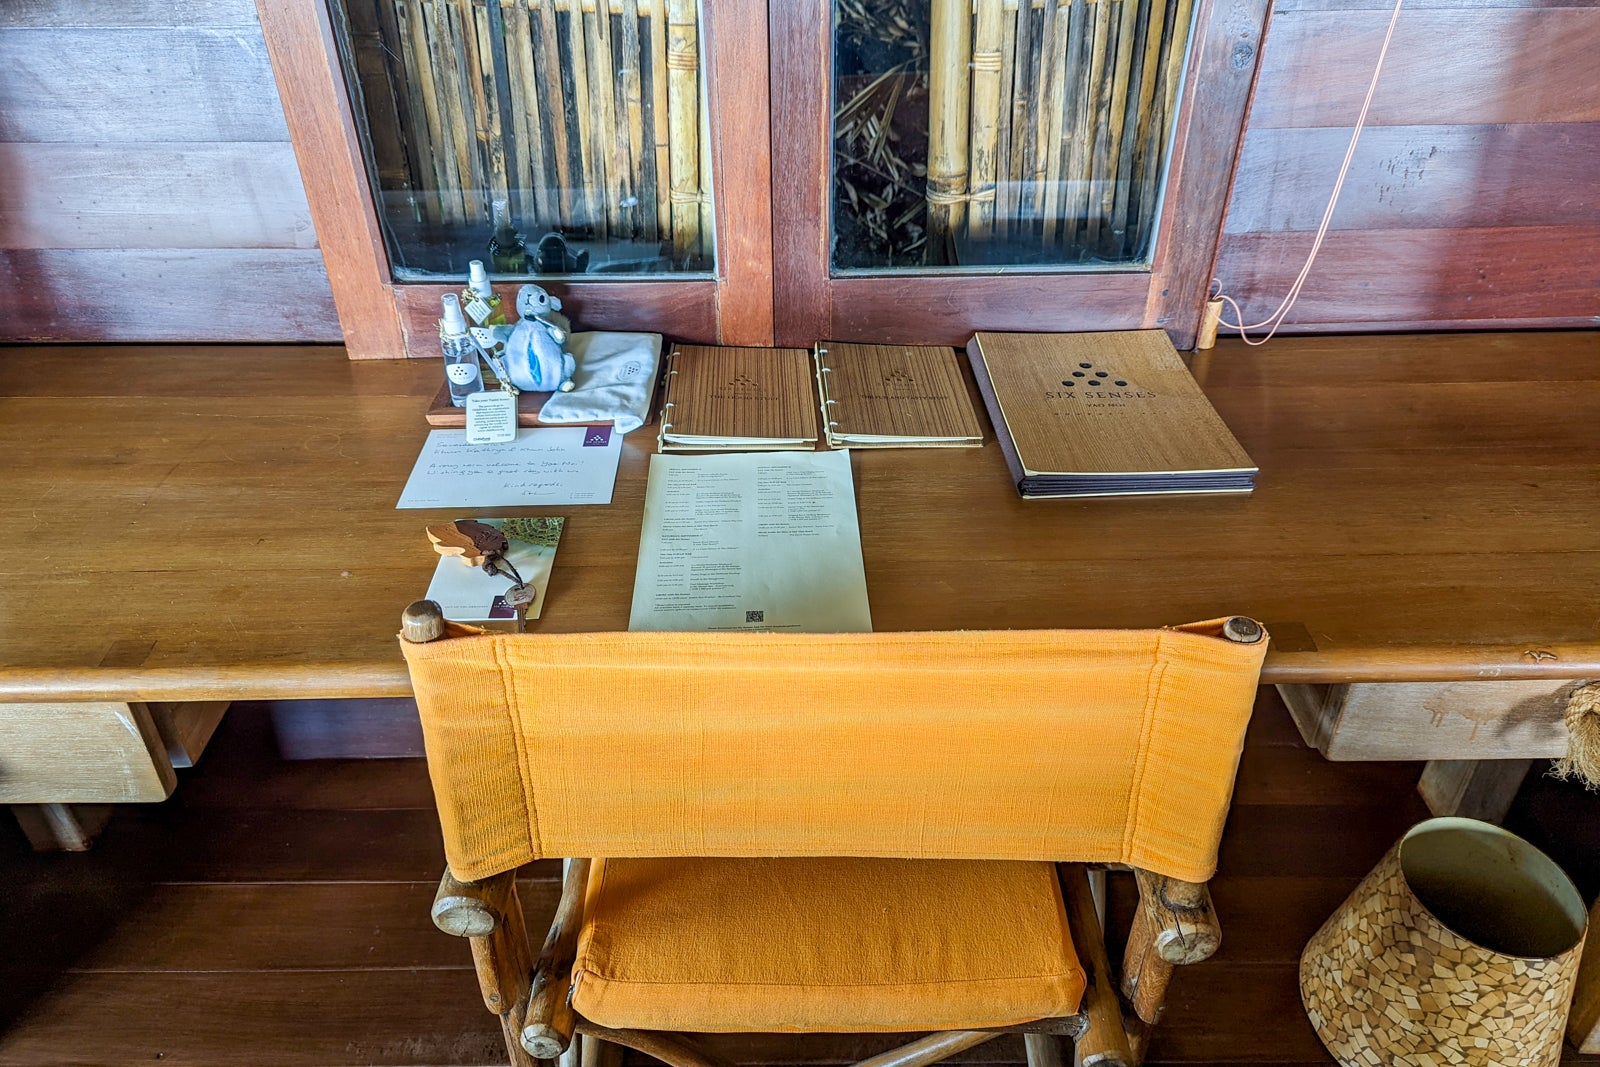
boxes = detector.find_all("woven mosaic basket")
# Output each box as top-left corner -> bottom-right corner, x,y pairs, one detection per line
1301,817 -> 1588,1067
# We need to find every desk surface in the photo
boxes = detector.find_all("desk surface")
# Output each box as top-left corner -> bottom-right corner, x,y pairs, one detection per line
1,332 -> 1597,701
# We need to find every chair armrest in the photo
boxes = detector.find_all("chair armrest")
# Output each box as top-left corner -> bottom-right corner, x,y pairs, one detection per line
520,857 -> 593,1059
1133,870 -> 1220,965
433,869 -> 517,937
1120,869 -> 1221,1028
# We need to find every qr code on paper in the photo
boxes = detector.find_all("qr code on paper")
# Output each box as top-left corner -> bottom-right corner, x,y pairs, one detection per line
746,610 -> 765,623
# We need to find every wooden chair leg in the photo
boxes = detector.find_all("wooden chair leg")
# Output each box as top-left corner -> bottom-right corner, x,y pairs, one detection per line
1023,1033 -> 1066,1067
580,1032 -> 625,1067
432,869 -> 538,1067
1060,864 -> 1135,1067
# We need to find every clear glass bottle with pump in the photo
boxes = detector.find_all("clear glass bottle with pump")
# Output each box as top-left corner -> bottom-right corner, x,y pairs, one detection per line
439,294 -> 483,407
487,199 -> 528,274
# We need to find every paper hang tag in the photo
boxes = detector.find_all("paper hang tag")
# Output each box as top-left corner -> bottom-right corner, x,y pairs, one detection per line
464,297 -> 494,325
464,389 -> 518,444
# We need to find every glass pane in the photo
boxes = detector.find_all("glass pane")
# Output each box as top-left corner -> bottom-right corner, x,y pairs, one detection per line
832,0 -> 1196,272
334,0 -> 714,280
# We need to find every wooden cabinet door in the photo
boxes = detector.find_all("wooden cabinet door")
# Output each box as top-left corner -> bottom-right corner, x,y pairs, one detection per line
768,0 -> 1268,348
261,0 -> 774,358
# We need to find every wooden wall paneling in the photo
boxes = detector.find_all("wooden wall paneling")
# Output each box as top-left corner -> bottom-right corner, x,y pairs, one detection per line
0,0 -> 261,28
1246,8 -> 1600,129
0,28 -> 292,143
0,143 -> 318,250
1144,0 -> 1273,339
769,0 -> 1270,348
257,0 -> 404,359
1214,224 -> 1600,329
0,248 -> 342,341
1224,122 -> 1600,233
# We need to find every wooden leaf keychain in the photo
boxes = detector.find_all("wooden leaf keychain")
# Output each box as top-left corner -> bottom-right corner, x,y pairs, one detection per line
425,520 -> 534,625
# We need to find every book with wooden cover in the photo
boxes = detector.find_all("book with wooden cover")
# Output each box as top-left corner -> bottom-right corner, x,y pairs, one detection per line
815,342 -> 986,448
659,346 -> 818,451
967,330 -> 1258,498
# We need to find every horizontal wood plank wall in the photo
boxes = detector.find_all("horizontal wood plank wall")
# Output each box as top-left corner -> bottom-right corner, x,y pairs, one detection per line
0,0 -> 341,342
1211,0 -> 1600,332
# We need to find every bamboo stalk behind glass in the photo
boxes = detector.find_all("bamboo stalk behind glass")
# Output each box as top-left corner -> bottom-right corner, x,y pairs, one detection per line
374,0 -> 437,226
1064,0 -> 1107,243
926,0 -> 972,257
1094,0 -> 1139,252
1084,0 -> 1125,246
1133,0 -> 1178,244
649,7 -> 671,237
993,4 -> 1019,241
620,0 -> 651,240
429,0 -> 479,219
1014,4 -> 1042,224
410,0 -> 464,223
1124,0 -> 1167,247
968,0 -> 1006,241
449,0 -> 491,218
1159,0 -> 1194,138
1137,0 -> 1189,242
584,6 -> 621,234
1011,4 -> 1036,227
1106,0 -> 1153,257
563,3 -> 599,235
665,0 -> 700,260
467,0 -> 508,214
1038,0 -> 1068,239
530,0 -> 573,229
1054,0 -> 1087,243
505,0 -> 555,227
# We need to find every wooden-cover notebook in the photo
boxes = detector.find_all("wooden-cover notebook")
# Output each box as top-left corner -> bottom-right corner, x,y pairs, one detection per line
815,342 -> 985,448
967,330 -> 1257,498
659,346 -> 818,451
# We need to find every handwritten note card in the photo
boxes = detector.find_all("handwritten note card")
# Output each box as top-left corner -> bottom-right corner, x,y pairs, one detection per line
397,426 -> 622,509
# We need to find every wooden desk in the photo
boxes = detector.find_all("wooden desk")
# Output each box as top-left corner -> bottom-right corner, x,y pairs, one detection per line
2,332 -> 1597,708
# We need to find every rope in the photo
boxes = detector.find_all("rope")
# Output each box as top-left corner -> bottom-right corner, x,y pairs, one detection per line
1552,682 -> 1600,790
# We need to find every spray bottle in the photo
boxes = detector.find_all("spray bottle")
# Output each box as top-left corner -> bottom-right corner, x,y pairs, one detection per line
460,260 -> 506,326
439,294 -> 483,407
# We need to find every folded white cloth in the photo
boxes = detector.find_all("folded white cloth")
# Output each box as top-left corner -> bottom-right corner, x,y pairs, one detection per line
536,332 -> 662,434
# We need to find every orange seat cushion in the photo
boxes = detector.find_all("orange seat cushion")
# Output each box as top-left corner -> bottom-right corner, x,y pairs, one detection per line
570,856 -> 1086,1033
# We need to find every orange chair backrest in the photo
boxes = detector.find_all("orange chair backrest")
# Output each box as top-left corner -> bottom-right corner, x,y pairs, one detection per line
401,620 -> 1267,883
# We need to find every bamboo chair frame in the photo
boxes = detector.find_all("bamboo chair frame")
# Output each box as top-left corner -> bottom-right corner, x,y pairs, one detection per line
404,600 -> 1243,1067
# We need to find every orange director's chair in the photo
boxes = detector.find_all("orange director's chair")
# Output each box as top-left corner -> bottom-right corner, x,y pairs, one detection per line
399,604 -> 1267,1067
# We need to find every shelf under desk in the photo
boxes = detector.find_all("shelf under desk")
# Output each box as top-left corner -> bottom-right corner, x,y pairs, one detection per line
0,332 -> 1596,708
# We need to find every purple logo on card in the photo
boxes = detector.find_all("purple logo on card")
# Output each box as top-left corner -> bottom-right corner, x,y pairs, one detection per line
583,426 -> 612,447
487,595 -> 516,620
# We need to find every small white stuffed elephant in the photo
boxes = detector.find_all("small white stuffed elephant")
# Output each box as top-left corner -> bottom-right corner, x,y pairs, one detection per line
501,285 -> 577,392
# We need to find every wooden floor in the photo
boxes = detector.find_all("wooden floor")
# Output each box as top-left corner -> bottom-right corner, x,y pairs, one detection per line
1,691 -> 1594,1067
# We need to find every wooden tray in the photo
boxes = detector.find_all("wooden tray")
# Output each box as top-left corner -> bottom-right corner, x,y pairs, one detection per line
426,369 -> 666,428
